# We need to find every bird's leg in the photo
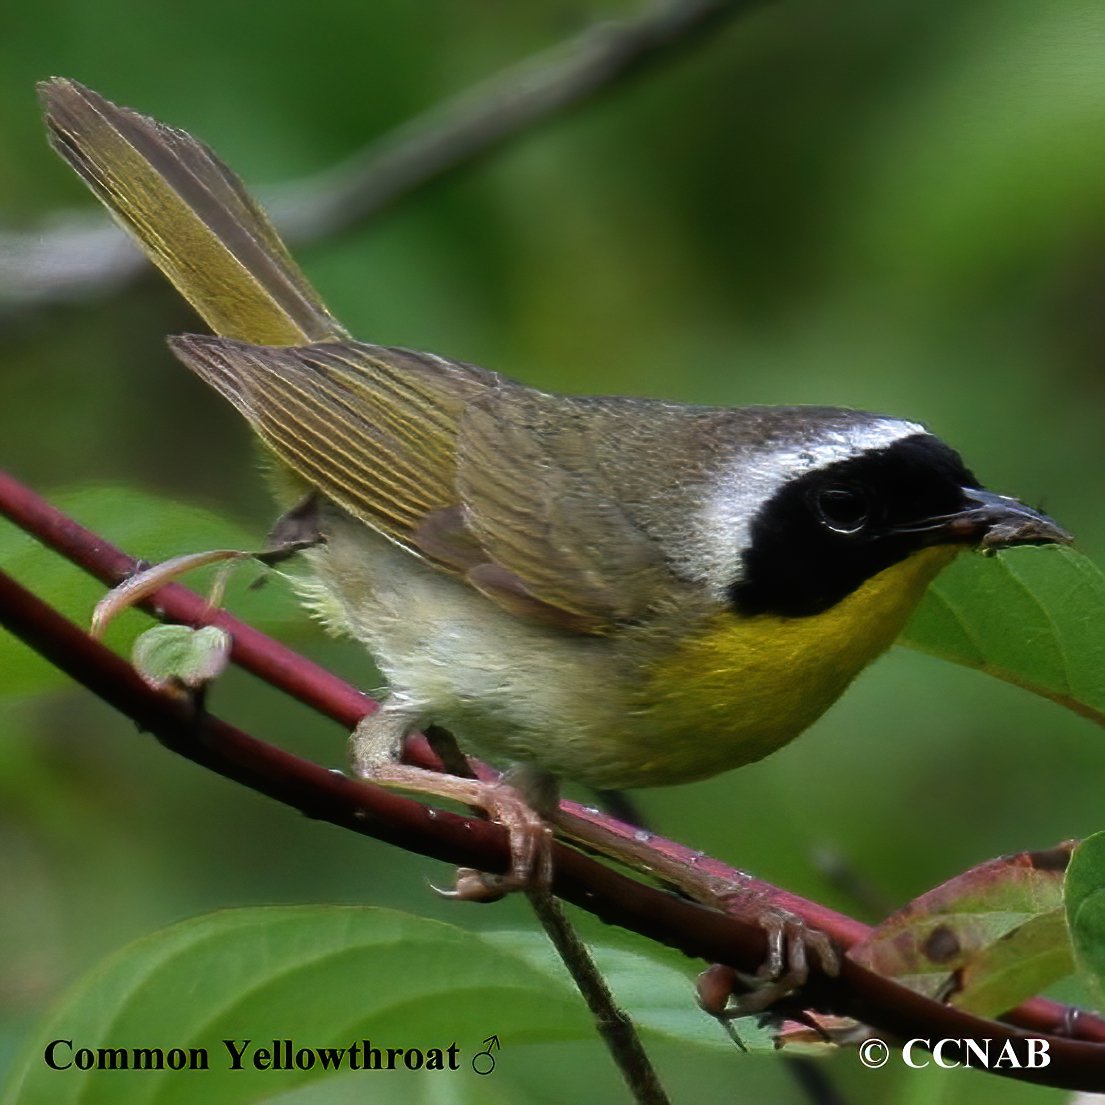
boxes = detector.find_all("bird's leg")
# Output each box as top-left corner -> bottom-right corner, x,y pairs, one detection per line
350,702 -> 552,901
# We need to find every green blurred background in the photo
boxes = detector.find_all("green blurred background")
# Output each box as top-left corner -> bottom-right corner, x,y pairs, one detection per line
2,1 -> 1105,1101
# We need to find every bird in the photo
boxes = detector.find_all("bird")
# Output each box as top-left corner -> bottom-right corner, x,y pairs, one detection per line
41,79 -> 1070,911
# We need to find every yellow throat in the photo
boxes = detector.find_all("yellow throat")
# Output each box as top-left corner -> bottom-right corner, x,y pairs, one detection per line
628,545 -> 959,785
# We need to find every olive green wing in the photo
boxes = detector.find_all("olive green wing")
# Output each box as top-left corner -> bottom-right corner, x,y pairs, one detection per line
169,336 -> 487,541
169,337 -> 670,633
455,390 -> 672,629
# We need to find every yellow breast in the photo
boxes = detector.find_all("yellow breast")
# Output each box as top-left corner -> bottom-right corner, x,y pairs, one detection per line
619,546 -> 959,786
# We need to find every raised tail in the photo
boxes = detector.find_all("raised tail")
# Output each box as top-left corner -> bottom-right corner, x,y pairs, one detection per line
40,78 -> 346,346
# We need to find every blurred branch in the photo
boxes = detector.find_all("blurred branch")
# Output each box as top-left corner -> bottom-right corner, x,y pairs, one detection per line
0,0 -> 764,309
3,472 -> 1105,1091
528,888 -> 671,1105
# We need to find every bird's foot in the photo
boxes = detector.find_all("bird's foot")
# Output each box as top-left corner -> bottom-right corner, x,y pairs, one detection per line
697,897 -> 839,1020
431,782 -> 553,902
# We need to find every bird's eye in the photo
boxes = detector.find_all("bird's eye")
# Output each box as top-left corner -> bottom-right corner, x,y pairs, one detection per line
813,484 -> 871,535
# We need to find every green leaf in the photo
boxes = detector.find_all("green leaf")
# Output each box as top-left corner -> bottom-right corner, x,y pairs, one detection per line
901,546 -> 1105,726
491,931 -> 751,1052
131,624 -> 231,693
848,843 -> 1075,1016
1,906 -> 736,1105
0,484 -> 302,698
1065,832 -> 1105,1007
1,906 -> 591,1105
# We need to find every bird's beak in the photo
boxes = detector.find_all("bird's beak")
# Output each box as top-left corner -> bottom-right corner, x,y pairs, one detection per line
941,489 -> 1073,551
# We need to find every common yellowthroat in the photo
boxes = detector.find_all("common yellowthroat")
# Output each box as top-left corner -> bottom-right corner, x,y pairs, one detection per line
41,80 -> 1070,897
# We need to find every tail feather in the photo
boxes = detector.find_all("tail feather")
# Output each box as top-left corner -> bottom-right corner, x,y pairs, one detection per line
40,78 -> 345,346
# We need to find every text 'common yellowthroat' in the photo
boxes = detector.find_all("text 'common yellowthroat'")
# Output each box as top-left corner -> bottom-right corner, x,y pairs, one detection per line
41,79 -> 1070,895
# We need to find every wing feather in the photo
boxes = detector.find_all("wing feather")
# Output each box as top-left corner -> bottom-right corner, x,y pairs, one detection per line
169,336 -> 673,633
456,390 -> 671,625
169,335 -> 492,547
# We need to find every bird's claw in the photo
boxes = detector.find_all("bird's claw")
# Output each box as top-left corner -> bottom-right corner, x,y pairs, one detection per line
697,904 -> 839,1020
432,783 -> 553,902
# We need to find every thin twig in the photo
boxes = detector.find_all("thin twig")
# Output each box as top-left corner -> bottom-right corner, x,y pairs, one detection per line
527,889 -> 672,1105
0,0 -> 765,308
